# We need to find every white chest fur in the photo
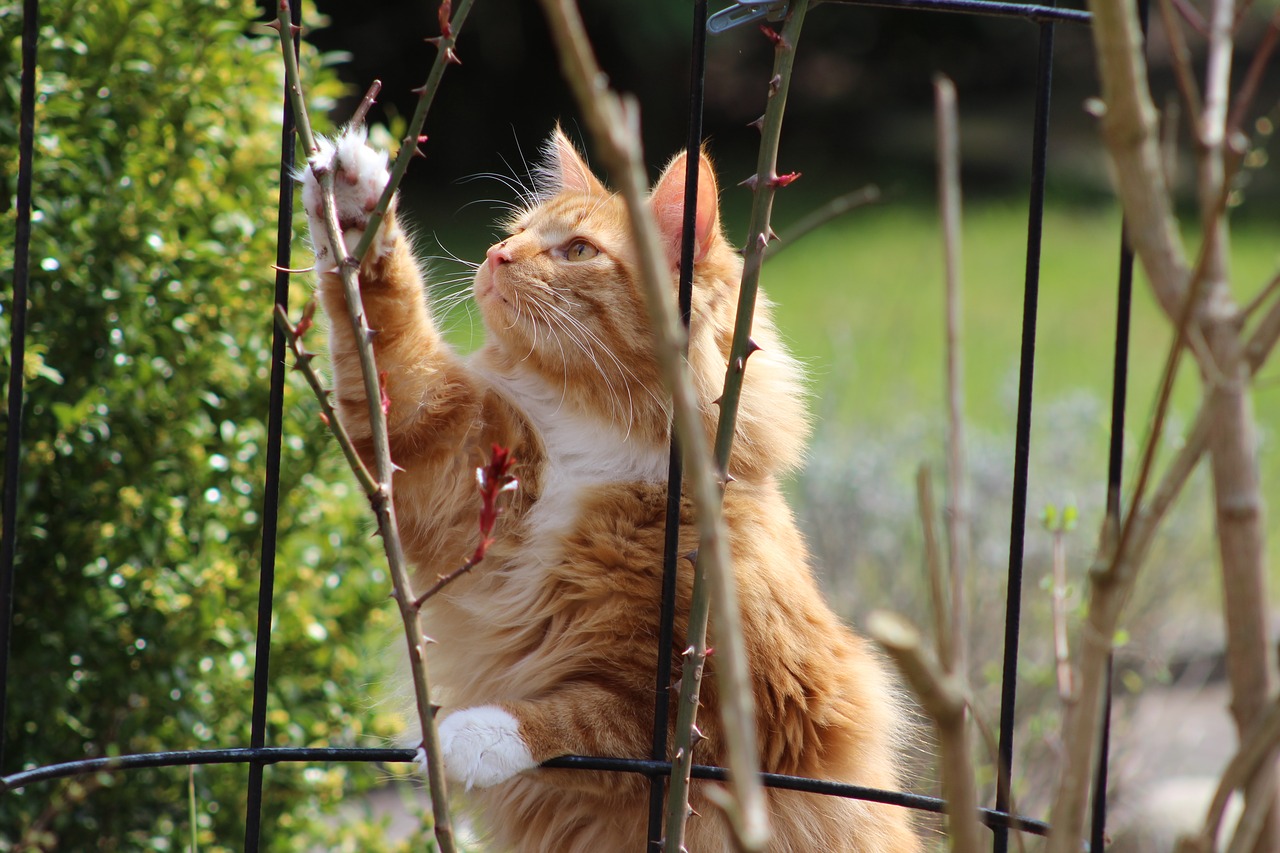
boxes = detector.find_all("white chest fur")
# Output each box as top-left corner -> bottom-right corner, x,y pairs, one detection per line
492,368 -> 669,565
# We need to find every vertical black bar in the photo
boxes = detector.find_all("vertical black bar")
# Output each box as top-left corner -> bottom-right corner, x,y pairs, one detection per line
1089,233 -> 1131,853
647,2 -> 708,846
0,0 -> 39,776
244,2 -> 302,847
993,18 -> 1054,853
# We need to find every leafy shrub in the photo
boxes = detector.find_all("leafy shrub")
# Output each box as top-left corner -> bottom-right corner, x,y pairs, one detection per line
0,1 -> 415,849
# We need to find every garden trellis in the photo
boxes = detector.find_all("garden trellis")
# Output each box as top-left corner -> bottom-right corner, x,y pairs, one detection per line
2,0 -> 1149,849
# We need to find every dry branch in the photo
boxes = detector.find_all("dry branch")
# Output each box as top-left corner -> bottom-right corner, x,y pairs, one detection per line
868,610 -> 981,852
272,3 -> 474,851
535,0 -> 771,848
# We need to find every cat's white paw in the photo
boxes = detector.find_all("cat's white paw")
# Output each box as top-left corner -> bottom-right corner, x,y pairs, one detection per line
437,705 -> 536,790
300,125 -> 394,272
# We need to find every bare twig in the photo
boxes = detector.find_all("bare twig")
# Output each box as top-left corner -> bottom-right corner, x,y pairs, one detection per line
1226,10 -> 1280,139
536,0 -> 773,848
1172,0 -> 1211,35
762,184 -> 879,261
935,74 -> 969,679
350,79 -> 383,128
273,303 -> 376,495
1158,0 -> 1206,129
917,467 -> 951,671
868,612 -> 982,852
1176,694 -> 1280,851
1087,0 -> 1192,322
1238,270 -> 1280,326
272,3 -> 474,851
1044,505 -> 1077,702
663,9 -> 814,850
348,0 -> 472,267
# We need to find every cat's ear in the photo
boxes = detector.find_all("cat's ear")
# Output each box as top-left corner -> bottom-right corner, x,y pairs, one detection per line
534,124 -> 607,198
649,149 -> 721,268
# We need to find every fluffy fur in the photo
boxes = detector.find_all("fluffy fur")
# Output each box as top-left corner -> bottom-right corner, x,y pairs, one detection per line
303,125 -> 921,852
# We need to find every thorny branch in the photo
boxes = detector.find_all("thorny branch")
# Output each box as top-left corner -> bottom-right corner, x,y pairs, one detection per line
535,0 -> 775,848
272,3 -> 473,852
665,7 -> 812,851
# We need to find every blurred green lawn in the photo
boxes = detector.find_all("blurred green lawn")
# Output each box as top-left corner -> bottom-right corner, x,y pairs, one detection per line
760,198 -> 1280,571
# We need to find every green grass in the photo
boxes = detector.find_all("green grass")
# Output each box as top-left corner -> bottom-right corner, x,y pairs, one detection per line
764,200 -> 1280,432
760,197 -> 1280,570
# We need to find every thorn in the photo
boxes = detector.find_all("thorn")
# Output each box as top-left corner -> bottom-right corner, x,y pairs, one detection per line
738,173 -> 759,191
690,724 -> 706,745
318,411 -> 330,426
704,646 -> 715,657
734,356 -> 745,372
759,24 -> 783,46
670,678 -> 683,693
756,232 -> 769,252
682,548 -> 699,565
674,747 -> 685,761
722,471 -> 737,486
710,395 -> 723,406
683,645 -> 697,657
264,19 -> 282,32
768,74 -> 782,97
747,114 -> 765,132
688,803 -> 701,817
745,337 -> 762,357
429,702 -> 443,718
765,226 -> 780,243
769,171 -> 802,188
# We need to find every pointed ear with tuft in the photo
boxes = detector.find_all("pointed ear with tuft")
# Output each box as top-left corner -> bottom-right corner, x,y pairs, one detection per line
650,150 -> 721,269
534,123 -> 608,198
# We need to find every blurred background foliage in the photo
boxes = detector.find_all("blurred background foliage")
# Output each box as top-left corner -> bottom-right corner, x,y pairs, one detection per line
1,0 -> 1278,848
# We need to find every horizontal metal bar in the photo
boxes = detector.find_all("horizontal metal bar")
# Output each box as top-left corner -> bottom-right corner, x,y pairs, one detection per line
1,747 -> 418,792
5,748 -> 1049,836
819,0 -> 1091,25
543,756 -> 1049,835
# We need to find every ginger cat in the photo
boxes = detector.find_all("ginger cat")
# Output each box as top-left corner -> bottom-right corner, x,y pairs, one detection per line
301,125 -> 921,852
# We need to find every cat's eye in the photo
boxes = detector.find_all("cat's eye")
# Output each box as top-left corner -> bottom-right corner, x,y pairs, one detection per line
561,239 -> 599,262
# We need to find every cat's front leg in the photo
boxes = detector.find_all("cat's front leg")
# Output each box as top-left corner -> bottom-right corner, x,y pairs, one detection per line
300,126 -> 397,273
435,706 -> 538,790
300,127 -> 452,449
433,686 -> 651,790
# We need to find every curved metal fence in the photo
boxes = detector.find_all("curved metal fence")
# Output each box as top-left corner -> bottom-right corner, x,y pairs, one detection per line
1,1 -> 1134,850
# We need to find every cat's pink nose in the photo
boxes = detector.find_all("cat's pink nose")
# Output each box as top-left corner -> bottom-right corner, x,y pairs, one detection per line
487,241 -> 512,266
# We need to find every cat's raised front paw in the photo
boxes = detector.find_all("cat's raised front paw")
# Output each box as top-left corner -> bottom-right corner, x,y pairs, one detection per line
300,125 -> 394,271
437,705 -> 536,790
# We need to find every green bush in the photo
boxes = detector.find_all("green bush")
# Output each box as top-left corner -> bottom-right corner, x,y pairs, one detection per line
0,1 -> 414,849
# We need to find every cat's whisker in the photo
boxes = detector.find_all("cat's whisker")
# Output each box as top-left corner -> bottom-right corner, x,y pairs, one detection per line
534,297 -> 640,433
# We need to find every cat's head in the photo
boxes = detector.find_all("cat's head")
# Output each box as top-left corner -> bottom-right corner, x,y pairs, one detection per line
474,126 -> 808,479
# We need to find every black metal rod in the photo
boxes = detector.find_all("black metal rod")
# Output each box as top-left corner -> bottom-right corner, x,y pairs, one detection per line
1,746 -> 1047,838
820,0 -> 1089,25
647,0 -> 708,847
243,3 -> 302,848
993,17 -> 1054,853
1091,227 -> 1135,853
0,0 -> 38,778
